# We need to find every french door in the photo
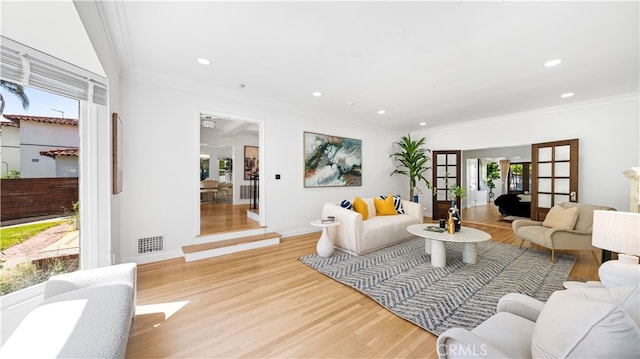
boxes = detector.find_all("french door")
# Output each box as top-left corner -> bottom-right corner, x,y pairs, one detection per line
531,139 -> 579,221
431,150 -> 461,220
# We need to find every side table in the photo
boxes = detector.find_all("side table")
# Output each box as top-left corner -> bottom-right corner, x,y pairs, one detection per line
310,219 -> 341,257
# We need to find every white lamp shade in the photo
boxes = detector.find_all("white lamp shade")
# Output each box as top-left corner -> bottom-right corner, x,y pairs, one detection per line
592,210 -> 640,256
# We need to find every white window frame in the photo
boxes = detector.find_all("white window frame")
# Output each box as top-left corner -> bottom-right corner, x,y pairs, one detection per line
0,36 -> 112,341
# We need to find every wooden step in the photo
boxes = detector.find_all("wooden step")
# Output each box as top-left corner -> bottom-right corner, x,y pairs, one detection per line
182,232 -> 281,262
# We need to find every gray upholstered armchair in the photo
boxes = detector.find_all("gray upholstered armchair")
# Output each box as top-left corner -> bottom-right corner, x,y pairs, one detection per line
437,285 -> 640,359
512,202 -> 615,263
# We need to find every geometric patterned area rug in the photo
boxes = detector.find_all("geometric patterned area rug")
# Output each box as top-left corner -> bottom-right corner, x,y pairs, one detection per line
299,237 -> 575,335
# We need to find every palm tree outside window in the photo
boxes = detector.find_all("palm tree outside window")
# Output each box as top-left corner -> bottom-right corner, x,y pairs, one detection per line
0,80 -> 30,115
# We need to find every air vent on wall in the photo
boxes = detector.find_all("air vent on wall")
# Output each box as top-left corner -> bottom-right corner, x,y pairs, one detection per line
240,185 -> 256,199
137,235 -> 165,255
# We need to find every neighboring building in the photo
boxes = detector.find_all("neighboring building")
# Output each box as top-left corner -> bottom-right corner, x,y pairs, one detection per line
0,115 -> 78,178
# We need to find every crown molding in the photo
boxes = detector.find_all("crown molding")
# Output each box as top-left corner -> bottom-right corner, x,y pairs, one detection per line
94,0 -> 133,76
415,93 -> 639,135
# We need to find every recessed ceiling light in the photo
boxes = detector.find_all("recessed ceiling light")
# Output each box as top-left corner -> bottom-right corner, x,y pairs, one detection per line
197,58 -> 211,65
419,122 -> 427,126
560,92 -> 574,98
544,59 -> 562,67
313,92 -> 323,97
377,110 -> 386,115
346,102 -> 354,106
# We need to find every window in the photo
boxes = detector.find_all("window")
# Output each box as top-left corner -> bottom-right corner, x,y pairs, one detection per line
1,85 -> 81,295
508,162 -> 532,194
1,36 -> 110,297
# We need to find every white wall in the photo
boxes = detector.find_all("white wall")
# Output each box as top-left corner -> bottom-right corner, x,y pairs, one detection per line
18,122 -> 78,178
55,156 -> 79,177
118,77 -> 406,263
0,126 -> 20,176
415,95 -> 640,215
74,0 -> 124,265
20,146 -> 56,177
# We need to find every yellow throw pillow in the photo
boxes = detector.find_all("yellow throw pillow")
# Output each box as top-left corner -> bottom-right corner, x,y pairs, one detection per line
353,197 -> 368,220
374,195 -> 398,216
543,205 -> 579,229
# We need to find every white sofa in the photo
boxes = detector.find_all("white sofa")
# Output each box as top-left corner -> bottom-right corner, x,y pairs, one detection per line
322,197 -> 422,255
0,263 -> 137,359
437,284 -> 640,358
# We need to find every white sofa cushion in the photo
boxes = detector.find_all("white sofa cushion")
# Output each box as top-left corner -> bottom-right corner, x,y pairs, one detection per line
532,287 -> 640,358
1,284 -> 134,359
360,214 -> 419,253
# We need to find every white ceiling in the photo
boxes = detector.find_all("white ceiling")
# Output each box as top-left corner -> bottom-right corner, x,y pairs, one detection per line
199,115 -> 259,137
99,1 -> 639,132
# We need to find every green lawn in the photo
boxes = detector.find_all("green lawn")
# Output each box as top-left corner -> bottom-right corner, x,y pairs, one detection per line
0,220 -> 66,251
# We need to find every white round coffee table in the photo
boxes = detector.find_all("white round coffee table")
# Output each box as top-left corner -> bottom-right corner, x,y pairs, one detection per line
310,219 -> 341,257
407,224 -> 491,268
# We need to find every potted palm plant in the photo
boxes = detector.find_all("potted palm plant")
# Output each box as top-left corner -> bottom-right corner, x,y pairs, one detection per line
389,134 -> 431,200
486,161 -> 500,200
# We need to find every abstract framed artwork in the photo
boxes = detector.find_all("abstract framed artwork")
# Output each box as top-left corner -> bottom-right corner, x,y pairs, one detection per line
304,131 -> 362,187
244,146 -> 259,180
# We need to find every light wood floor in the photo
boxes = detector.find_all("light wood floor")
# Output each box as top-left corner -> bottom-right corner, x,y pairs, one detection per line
128,204 -> 599,358
200,202 -> 262,235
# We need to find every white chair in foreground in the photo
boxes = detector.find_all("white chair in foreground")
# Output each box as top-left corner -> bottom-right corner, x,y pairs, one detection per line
437,284 -> 640,359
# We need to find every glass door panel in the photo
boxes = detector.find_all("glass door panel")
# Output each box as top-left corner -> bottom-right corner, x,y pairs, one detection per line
432,150 -> 461,220
555,162 -> 570,177
538,147 -> 552,161
531,139 -> 579,221
554,145 -> 571,161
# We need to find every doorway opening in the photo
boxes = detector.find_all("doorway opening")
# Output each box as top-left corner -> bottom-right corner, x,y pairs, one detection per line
197,112 -> 264,236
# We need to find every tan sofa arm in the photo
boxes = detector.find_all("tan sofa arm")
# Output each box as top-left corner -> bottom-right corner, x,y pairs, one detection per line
547,228 -> 592,236
512,219 -> 542,232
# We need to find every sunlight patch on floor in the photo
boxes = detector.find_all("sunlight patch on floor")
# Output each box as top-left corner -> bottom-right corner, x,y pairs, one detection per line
135,300 -> 189,323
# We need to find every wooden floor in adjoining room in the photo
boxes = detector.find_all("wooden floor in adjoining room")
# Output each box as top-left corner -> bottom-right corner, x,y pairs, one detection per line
200,202 -> 262,235
127,204 -> 600,358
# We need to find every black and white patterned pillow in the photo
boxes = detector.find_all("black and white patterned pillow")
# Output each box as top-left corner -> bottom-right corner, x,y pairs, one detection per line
379,194 -> 404,214
340,199 -> 353,210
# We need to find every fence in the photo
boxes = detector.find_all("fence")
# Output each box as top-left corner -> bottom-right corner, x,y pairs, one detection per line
1,178 -> 79,222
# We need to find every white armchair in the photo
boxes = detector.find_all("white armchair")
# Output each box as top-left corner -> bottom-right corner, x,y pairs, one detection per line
437,285 -> 640,358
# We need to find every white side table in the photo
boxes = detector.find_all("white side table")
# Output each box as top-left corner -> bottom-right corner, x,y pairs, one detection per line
310,219 -> 341,257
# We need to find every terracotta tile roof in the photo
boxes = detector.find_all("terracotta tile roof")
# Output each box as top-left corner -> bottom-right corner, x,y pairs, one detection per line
2,114 -> 78,127
39,148 -> 79,158
0,119 -> 19,127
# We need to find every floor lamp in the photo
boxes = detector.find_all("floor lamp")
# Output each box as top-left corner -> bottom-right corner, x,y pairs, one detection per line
592,210 -> 640,287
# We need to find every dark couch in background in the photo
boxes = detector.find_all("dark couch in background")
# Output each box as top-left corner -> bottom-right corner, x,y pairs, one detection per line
494,194 -> 531,218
